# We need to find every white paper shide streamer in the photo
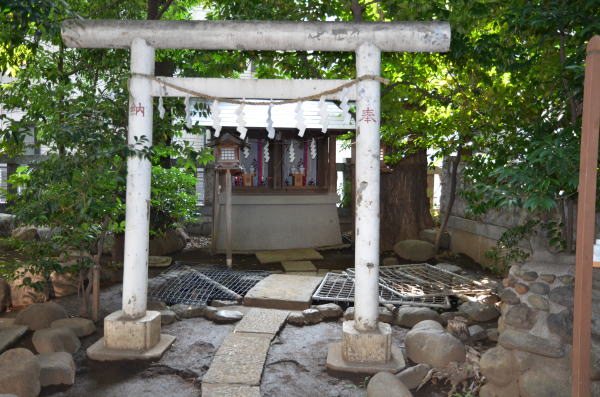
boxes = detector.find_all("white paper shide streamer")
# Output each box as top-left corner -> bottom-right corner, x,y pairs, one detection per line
295,101 -> 306,137
184,95 -> 192,128
210,100 -> 222,137
319,96 -> 328,133
340,87 -> 351,125
235,102 -> 247,140
310,138 -> 317,160
243,145 -> 250,158
263,141 -> 270,163
288,142 -> 295,164
158,96 -> 165,119
266,102 -> 276,139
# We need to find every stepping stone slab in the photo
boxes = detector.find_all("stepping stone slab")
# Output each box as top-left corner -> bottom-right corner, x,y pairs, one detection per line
0,325 -> 27,353
281,261 -> 317,273
255,248 -> 323,264
203,333 -> 271,386
0,348 -> 40,397
202,384 -> 260,397
244,274 -> 323,310
51,318 -> 96,337
234,308 -> 289,336
33,327 -> 80,354
15,302 -> 68,331
38,352 -> 75,386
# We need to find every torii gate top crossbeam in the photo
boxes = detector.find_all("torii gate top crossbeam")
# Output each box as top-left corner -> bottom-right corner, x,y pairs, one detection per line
62,20 -> 450,53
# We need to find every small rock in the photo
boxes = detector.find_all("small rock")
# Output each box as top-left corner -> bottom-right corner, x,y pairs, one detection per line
393,240 -> 435,262
287,312 -> 305,326
468,324 -> 486,342
15,302 -> 68,331
499,288 -> 520,305
203,306 -> 218,321
440,311 -> 471,325
458,301 -> 500,322
502,277 -> 516,288
211,300 -> 238,307
446,317 -> 470,341
38,352 -> 75,386
213,310 -> 243,324
498,329 -> 564,358
486,328 -> 499,342
480,345 -> 515,386
147,256 -> 172,268
396,364 -> 431,390
549,285 -> 574,308
0,348 -> 40,397
419,228 -> 450,249
160,310 -> 176,325
527,295 -> 549,311
32,328 -> 80,354
558,275 -> 574,284
147,300 -> 168,311
0,279 -> 10,312
313,303 -> 343,320
435,263 -> 462,273
287,312 -> 305,327
11,226 -> 38,241
50,318 -> 96,337
367,371 -> 413,397
382,256 -> 399,267
302,308 -> 323,324
529,282 -> 550,295
539,274 -> 556,284
547,309 -> 572,342
170,303 -> 206,319
514,283 -> 529,295
521,271 -> 538,281
504,304 -> 536,329
343,307 -> 394,323
394,306 -> 442,328
405,320 -> 466,368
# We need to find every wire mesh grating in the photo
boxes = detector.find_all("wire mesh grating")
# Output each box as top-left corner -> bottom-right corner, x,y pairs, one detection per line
312,272 -> 451,309
148,263 -> 270,306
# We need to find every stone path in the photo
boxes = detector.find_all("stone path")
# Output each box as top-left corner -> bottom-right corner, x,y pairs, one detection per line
201,308 -> 289,397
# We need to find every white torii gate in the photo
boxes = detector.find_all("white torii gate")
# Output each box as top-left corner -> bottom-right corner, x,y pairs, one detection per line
62,20 -> 450,367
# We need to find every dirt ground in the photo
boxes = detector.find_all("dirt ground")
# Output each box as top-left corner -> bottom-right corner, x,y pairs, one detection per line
2,242 -> 496,397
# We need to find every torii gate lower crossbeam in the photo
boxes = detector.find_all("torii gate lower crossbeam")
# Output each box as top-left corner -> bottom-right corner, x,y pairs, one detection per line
63,20 -> 450,367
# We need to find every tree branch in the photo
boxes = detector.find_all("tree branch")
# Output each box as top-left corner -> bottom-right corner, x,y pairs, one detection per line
156,0 -> 176,19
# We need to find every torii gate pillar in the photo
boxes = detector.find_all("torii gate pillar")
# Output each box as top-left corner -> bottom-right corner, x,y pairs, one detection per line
62,20 -> 450,364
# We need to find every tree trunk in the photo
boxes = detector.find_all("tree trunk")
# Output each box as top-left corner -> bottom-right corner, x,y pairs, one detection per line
380,150 -> 434,251
435,148 -> 463,253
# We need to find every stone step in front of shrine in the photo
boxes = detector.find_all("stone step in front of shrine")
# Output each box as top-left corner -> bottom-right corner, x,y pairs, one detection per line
201,308 -> 289,397
243,274 -> 323,310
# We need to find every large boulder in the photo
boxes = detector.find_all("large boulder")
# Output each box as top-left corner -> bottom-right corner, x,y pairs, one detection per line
480,346 -> 516,386
0,348 -> 41,397
15,302 -> 68,331
38,352 -> 76,386
517,350 -> 571,397
32,328 -> 80,354
50,268 -> 79,298
149,228 -> 189,256
394,306 -> 442,328
9,269 -> 50,307
0,279 -> 10,312
479,381 -> 520,397
404,320 -> 466,368
393,240 -> 435,262
367,371 -> 413,397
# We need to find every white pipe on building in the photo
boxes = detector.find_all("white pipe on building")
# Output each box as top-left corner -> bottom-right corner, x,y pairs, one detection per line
62,20 -> 450,53
121,38 -> 155,319
353,42 -> 381,332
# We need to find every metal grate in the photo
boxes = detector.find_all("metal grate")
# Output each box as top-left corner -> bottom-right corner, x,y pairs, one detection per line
149,263 -> 270,306
312,272 -> 451,309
